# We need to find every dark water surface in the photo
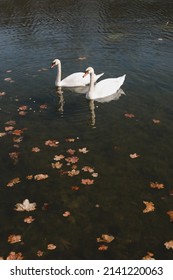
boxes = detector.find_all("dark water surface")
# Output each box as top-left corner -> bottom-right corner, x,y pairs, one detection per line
0,0 -> 173,259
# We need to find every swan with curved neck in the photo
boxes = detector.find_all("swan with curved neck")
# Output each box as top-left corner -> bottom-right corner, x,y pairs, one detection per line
83,67 -> 126,100
51,59 -> 104,87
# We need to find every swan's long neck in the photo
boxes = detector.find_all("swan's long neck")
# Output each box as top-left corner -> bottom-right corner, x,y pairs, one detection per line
87,71 -> 95,99
56,62 -> 62,86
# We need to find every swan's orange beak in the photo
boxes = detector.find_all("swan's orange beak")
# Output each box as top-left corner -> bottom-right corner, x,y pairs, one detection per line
83,71 -> 89,78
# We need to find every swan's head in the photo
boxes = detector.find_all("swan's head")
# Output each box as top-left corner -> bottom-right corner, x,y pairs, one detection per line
51,59 -> 61,68
83,67 -> 94,77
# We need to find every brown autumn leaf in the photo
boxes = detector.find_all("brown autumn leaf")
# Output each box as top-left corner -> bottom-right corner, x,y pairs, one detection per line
167,211 -> 173,222
65,156 -> 79,164
34,174 -> 49,181
66,149 -> 75,155
13,136 -> 23,143
26,175 -> 33,180
5,126 -> 14,131
82,166 -> 94,173
12,129 -> 23,136
164,240 -> 173,250
45,140 -> 59,147
6,251 -> 23,260
68,169 -> 80,177
8,235 -> 22,244
71,186 -> 80,191
143,201 -> 155,213
0,132 -> 6,137
40,104 -> 47,109
5,120 -> 16,126
51,162 -> 63,169
152,119 -> 160,124
78,147 -> 89,154
65,138 -> 75,142
92,172 -> 98,178
97,234 -> 115,243
130,153 -> 140,159
54,154 -> 64,161
81,178 -> 94,185
47,244 -> 56,250
7,177 -> 21,187
98,244 -> 108,251
124,113 -> 135,118
142,252 -> 155,260
14,199 -> 37,212
24,216 -> 35,224
18,105 -> 28,111
63,211 -> 71,217
32,147 -> 40,152
37,250 -> 44,257
150,182 -> 164,189
19,111 -> 27,116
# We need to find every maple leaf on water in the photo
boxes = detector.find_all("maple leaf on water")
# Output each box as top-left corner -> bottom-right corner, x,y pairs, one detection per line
24,216 -> 35,224
34,174 -> 48,181
124,113 -> 135,118
78,147 -> 89,154
68,169 -> 80,177
166,211 -> 173,222
71,186 -> 80,191
40,104 -> 47,109
65,138 -> 75,142
152,119 -> 160,124
66,149 -> 75,155
6,252 -> 23,260
54,154 -> 64,161
130,153 -> 140,159
45,140 -> 59,147
81,179 -> 94,185
7,177 -> 21,187
47,244 -> 57,250
51,162 -> 63,169
65,156 -> 79,164
12,130 -> 23,136
26,175 -> 33,180
142,252 -> 155,260
5,126 -> 14,131
0,132 -> 6,137
82,166 -> 94,173
5,120 -> 16,126
92,172 -> 98,178
37,250 -> 44,257
32,147 -> 40,152
164,240 -> 173,250
150,182 -> 164,189
98,244 -> 108,251
8,235 -> 22,244
18,105 -> 28,111
14,199 -> 37,212
143,201 -> 155,213
63,211 -> 71,217
97,234 -> 115,243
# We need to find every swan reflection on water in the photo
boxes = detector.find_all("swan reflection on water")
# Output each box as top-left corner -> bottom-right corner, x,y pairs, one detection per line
55,86 -> 125,127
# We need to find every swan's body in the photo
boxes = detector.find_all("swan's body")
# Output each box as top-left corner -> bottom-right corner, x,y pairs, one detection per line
83,67 -> 126,100
51,59 -> 104,87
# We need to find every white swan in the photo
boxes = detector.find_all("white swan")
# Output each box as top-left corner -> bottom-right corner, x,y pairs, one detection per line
51,59 -> 104,87
83,67 -> 126,100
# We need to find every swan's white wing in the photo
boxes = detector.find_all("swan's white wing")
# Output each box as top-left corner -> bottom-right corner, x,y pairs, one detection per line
89,75 -> 126,99
60,72 -> 104,87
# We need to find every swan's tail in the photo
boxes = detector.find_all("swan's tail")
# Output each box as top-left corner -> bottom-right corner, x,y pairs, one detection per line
96,72 -> 104,81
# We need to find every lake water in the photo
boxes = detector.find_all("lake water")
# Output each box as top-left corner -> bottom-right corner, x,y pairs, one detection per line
0,0 -> 173,260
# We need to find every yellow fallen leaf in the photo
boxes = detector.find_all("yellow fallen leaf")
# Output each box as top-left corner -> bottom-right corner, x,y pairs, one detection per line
143,201 -> 155,213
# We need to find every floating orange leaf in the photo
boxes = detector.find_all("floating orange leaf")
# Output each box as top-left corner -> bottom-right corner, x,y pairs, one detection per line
47,244 -> 56,250
26,175 -> 33,180
79,147 -> 89,154
167,211 -> 173,222
51,162 -> 63,169
82,166 -> 94,173
34,174 -> 48,181
15,199 -> 37,212
164,240 -> 173,250
98,244 -> 108,251
24,216 -> 35,223
143,201 -> 155,213
5,120 -> 16,126
63,211 -> 71,217
66,149 -> 75,155
5,126 -> 14,131
65,138 -> 75,142
18,105 -> 28,111
45,140 -> 59,147
13,136 -> 23,143
54,154 -> 64,161
6,251 -> 23,260
81,178 -> 94,185
0,132 -> 6,137
32,147 -> 40,152
71,186 -> 80,191
37,250 -> 44,257
12,130 -> 23,136
8,235 -> 22,244
68,169 -> 80,177
150,182 -> 164,189
142,252 -> 155,260
92,172 -> 98,178
97,234 -> 115,243
65,156 -> 79,164
130,153 -> 140,159
7,177 -> 21,187
124,113 -> 135,118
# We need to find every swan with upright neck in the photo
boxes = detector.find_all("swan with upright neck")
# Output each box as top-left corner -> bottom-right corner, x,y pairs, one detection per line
51,59 -> 104,87
83,67 -> 126,100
